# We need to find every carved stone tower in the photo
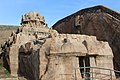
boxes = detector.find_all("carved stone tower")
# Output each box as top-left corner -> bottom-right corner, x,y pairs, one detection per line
21,12 -> 45,28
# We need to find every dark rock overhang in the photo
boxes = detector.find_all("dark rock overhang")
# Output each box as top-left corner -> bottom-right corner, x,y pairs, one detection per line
52,5 -> 120,28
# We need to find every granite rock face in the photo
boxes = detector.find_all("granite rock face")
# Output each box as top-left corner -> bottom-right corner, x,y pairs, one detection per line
52,5 -> 120,72
0,6 -> 119,80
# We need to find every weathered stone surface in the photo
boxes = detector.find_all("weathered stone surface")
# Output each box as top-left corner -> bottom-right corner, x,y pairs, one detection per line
21,12 -> 46,28
0,5 -> 119,80
52,5 -> 120,73
0,25 -> 18,53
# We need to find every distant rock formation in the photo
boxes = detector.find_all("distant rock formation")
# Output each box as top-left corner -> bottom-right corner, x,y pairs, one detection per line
0,5 -> 119,80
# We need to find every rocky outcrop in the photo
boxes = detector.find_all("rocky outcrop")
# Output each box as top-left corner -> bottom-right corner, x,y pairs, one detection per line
52,5 -> 120,72
0,10 -> 118,80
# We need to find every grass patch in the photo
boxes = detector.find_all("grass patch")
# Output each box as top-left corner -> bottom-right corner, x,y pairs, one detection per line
4,69 -> 10,77
0,64 -> 3,70
0,64 -> 10,77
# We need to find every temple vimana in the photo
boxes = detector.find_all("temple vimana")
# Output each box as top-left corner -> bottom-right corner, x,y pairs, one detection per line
0,5 -> 120,80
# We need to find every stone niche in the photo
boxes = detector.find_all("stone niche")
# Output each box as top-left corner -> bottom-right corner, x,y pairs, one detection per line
0,11 -> 116,80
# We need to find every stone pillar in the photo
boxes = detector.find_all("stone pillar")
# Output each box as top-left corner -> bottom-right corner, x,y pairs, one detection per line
95,55 -> 114,79
90,57 -> 96,78
9,44 -> 19,77
74,57 -> 82,80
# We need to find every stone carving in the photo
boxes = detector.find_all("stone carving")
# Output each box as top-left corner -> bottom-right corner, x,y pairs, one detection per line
0,6 -> 119,80
52,5 -> 120,77
21,12 -> 45,28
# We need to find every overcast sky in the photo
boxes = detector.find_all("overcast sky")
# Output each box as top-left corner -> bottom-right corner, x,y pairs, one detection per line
0,0 -> 119,27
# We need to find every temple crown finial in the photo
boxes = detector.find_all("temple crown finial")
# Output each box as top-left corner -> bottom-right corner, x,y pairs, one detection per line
21,12 -> 46,28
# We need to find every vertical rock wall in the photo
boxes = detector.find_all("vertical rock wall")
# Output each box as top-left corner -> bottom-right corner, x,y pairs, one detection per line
52,6 -> 120,72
